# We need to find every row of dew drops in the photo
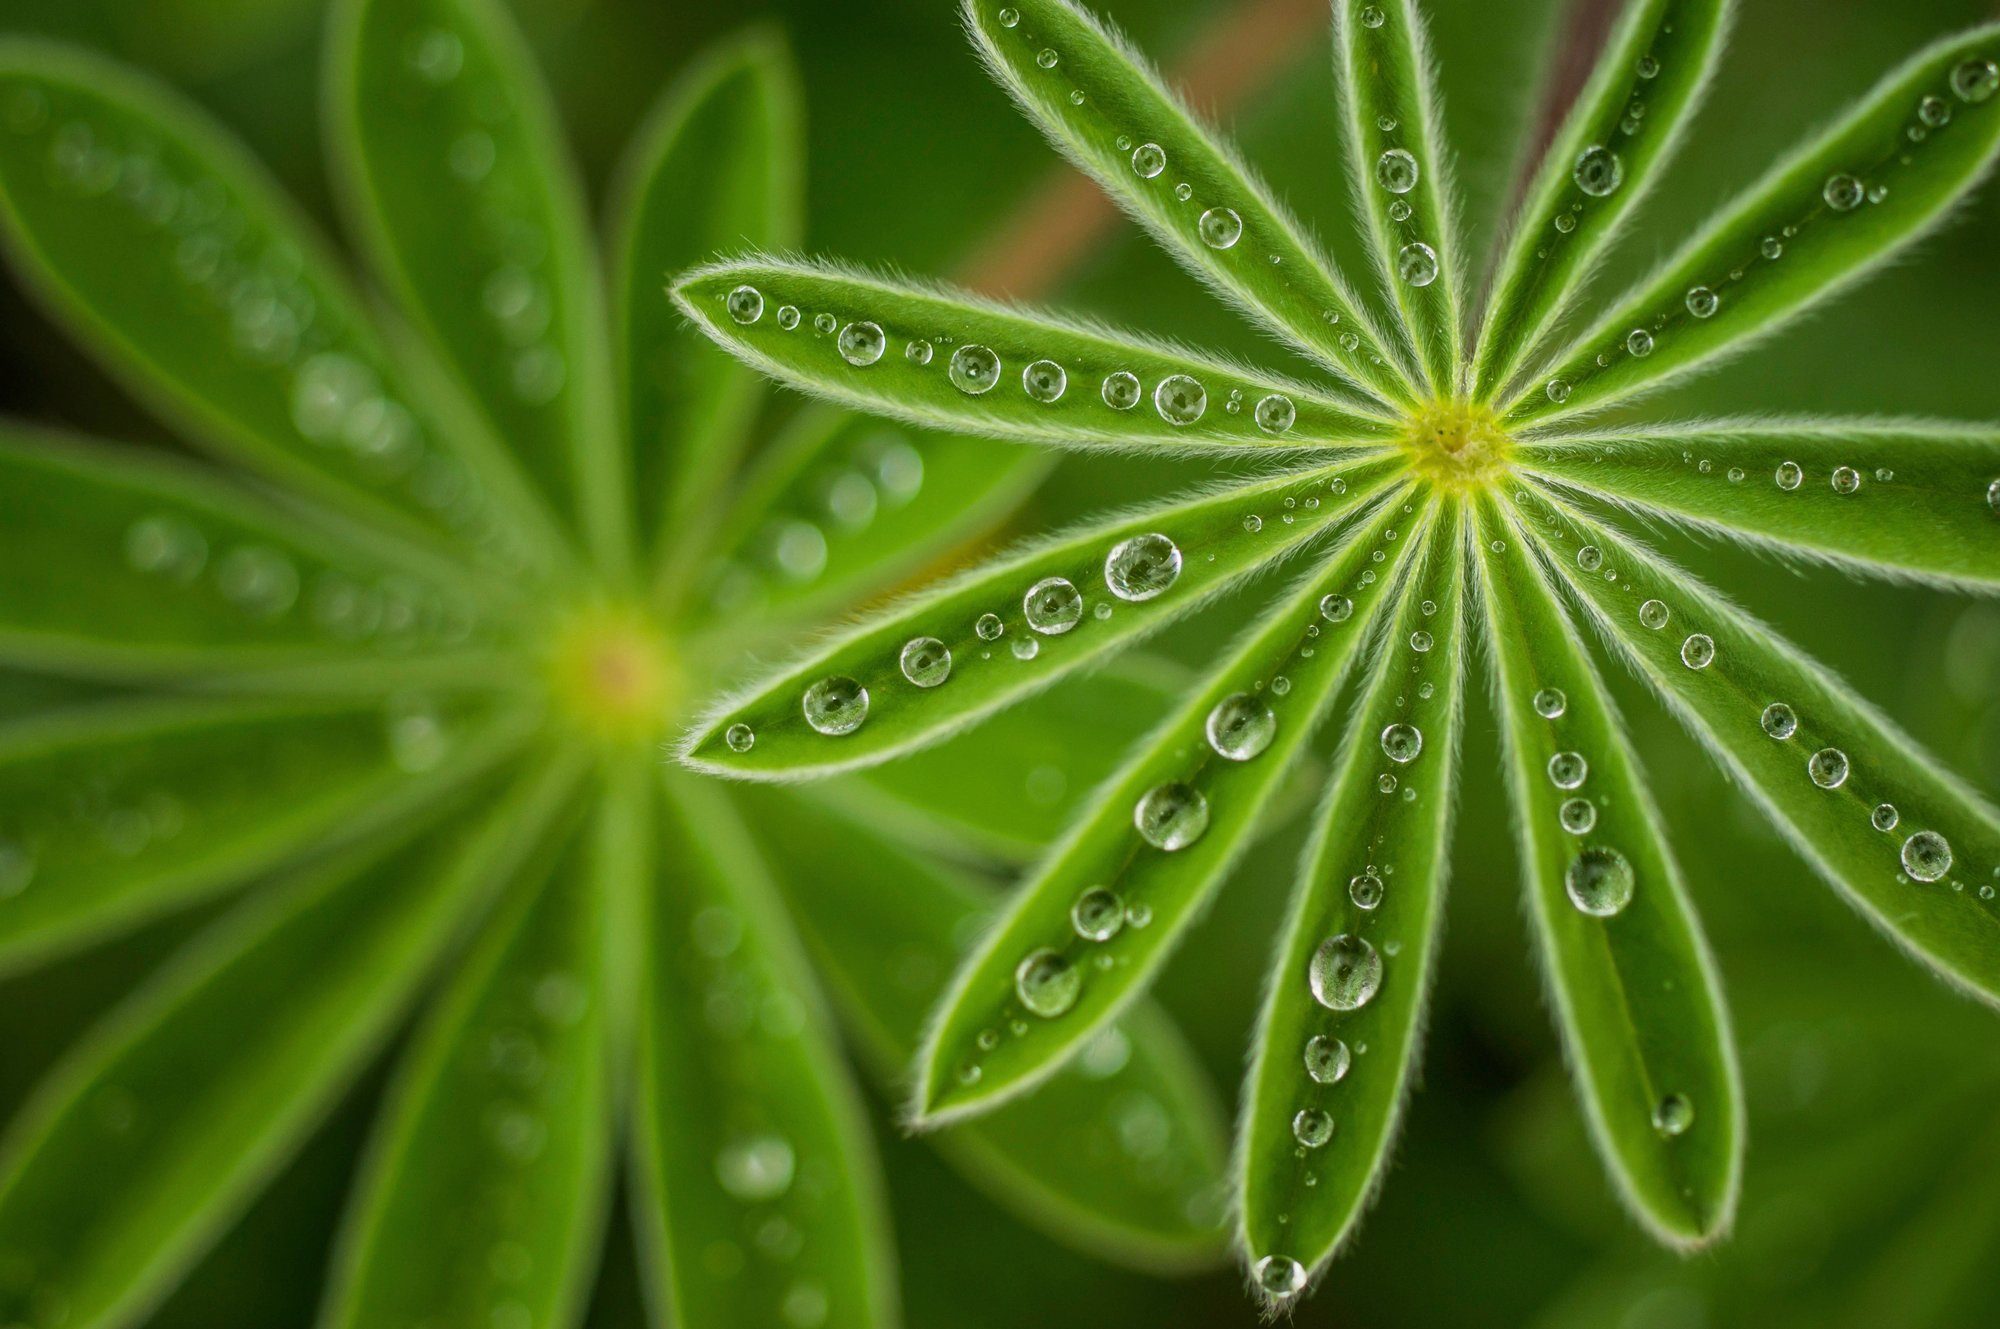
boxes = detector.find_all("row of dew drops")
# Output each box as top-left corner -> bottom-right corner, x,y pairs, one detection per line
1356,6 -> 1443,292
721,284 -> 1299,437
1542,56 -> 2000,408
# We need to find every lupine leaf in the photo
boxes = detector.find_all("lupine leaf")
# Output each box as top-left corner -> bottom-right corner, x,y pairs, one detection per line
1519,484 -> 2000,1005
326,0 -> 624,569
633,773 -> 898,1329
959,0 -> 1415,406
1518,421 -> 2000,591
1237,502 -> 1465,1306
1336,0 -> 1466,395
679,405 -> 1047,632
1507,24 -> 2000,425
741,786 -> 1231,1272
321,796 -> 609,1329
0,761 -> 578,1329
0,39 -> 555,574
673,258 -> 1400,453
1472,497 -> 1741,1248
608,28 -> 801,575
1473,0 -> 1731,397
913,490 -> 1424,1127
0,693 -> 532,974
678,456 -> 1402,780
0,427 -> 510,680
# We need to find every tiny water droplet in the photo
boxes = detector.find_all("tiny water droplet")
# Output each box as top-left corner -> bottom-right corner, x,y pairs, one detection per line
1309,934 -> 1382,1010
1685,285 -> 1720,318
1638,53 -> 1660,79
1072,887 -> 1125,941
1652,1094 -> 1694,1138
803,676 -> 868,735
1134,782 -> 1210,850
900,637 -> 951,688
1761,702 -> 1798,740
1566,846 -> 1636,917
1197,207 -> 1243,249
1823,173 -> 1865,212
1901,830 -> 1953,882
1207,692 -> 1277,761
1808,748 -> 1850,789
1015,949 -> 1080,1017
1292,1109 -> 1334,1148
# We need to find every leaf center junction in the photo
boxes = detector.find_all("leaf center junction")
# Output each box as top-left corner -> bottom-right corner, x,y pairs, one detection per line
544,604 -> 679,742
1399,400 -> 1514,492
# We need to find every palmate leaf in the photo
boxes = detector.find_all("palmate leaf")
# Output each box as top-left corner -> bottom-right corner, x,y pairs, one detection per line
0,760 -> 579,1329
0,39 -> 556,574
673,259 -> 1399,452
1506,23 -> 2000,424
1335,0 -> 1466,396
1472,0 -> 1731,396
960,0 -> 1415,407
1517,422 -> 2000,592
326,0 -> 625,570
914,490 -> 1424,1126
321,790 -> 609,1329
0,693 -> 533,974
1471,497 -> 1741,1248
1235,503 -> 1464,1306
1518,484 -> 2000,1005
633,772 -> 897,1329
608,27 -> 801,579
742,787 -> 1231,1272
678,455 -> 1403,779
0,426 -> 509,681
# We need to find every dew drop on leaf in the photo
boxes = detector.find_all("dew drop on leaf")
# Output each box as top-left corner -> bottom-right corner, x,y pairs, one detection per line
1206,692 -> 1276,761
1131,142 -> 1167,178
1308,934 -> 1382,1011
1104,533 -> 1182,601
836,321 -> 884,367
948,344 -> 1002,395
1022,358 -> 1068,403
803,676 -> 869,735
1036,49 -> 1059,70
1576,545 -> 1603,572
1379,723 -> 1423,763
1831,465 -> 1861,495
1901,830 -> 1953,882
1809,748 -> 1850,789
1775,460 -> 1804,490
1533,687 -> 1567,718
899,637 -> 951,688
905,338 -> 933,365
1547,751 -> 1588,789
1154,374 -> 1208,425
1560,798 -> 1597,835
775,304 -> 800,330
1652,1093 -> 1694,1138
1685,285 -> 1720,318
1254,1256 -> 1307,1299
1872,803 -> 1900,832
1545,378 -> 1572,404
1254,393 -> 1296,434
1565,846 -> 1635,917
1023,577 -> 1083,634
1626,328 -> 1655,357
1374,148 -> 1419,194
1572,145 -> 1624,196
1359,5 -> 1386,29
1680,634 -> 1716,669
998,6 -> 1020,27
1292,1109 -> 1334,1148
975,612 -> 1004,642
1397,242 -> 1439,287
1101,370 -> 1142,410
1984,477 -> 1999,514
725,723 -> 755,753
1761,702 -> 1798,740
1823,173 -> 1865,212
1920,94 -> 1953,128
1639,599 -> 1670,630
1348,872 -> 1383,910
1304,1035 -> 1351,1084
725,285 -> 763,324
1950,57 -> 1998,103
1071,887 -> 1125,941
1015,949 -> 1080,1017
1134,782 -> 1210,850
1320,593 -> 1355,623
813,312 -> 837,336
1197,207 -> 1242,249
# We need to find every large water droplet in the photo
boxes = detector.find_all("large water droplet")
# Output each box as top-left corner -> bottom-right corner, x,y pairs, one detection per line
1639,599 -> 1670,630
1154,374 -> 1208,425
1319,593 -> 1354,623
716,1135 -> 795,1201
1547,751 -> 1588,789
1775,460 -> 1804,490
1950,58 -> 1998,103
1823,173 -> 1865,212
803,677 -> 869,735
1072,887 -> 1125,941
1254,1255 -> 1307,1299
1254,393 -> 1296,434
1375,148 -> 1418,194
837,321 -> 885,366
1292,1109 -> 1334,1148
1831,465 -> 1861,495
948,344 -> 1001,395
1397,242 -> 1439,287
1131,142 -> 1166,178
1808,748 -> 1849,789
1761,702 -> 1798,740
1104,533 -> 1181,601
1023,577 -> 1083,634
1626,328 -> 1655,358
1533,687 -> 1568,719
1576,545 -> 1603,572
1101,370 -> 1142,410
1134,782 -> 1209,850
1685,285 -> 1720,318
1308,934 -> 1382,1010
1023,359 -> 1068,403
1545,378 -> 1572,405
1379,723 -> 1422,763
1207,692 -> 1276,761
1680,634 -> 1716,669
1566,846 -> 1635,917
726,286 -> 764,324
1015,949 -> 1080,1017
1901,830 -> 1953,882
1573,145 -> 1624,196
1197,207 -> 1242,249
1304,1035 -> 1350,1084
900,637 -> 951,688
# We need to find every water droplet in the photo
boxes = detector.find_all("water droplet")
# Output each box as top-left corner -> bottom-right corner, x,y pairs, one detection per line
1197,207 -> 1242,250
1902,830 -> 1953,882
1379,723 -> 1422,763
1808,748 -> 1849,789
217,546 -> 299,618
1638,53 -> 1660,79
1254,393 -> 1296,434
949,344 -> 1001,395
1626,328 -> 1655,358
974,613 -> 1005,643
716,1135 -> 795,1201
1375,148 -> 1419,194
1397,242 -> 1439,287
1104,533 -> 1181,601
775,305 -> 800,330
899,637 -> 951,688
1639,599 -> 1670,630
1072,887 -> 1125,941
1685,285 -> 1720,318
726,285 -> 764,324
1309,934 -> 1382,1010
905,338 -> 934,365
1015,949 -> 1080,1017
1548,752 -> 1589,789
1680,634 -> 1715,669
1919,95 -> 1953,130
1348,872 -> 1384,910
1154,374 -> 1208,425
1207,692 -> 1277,761
1951,58 -> 1998,103
1320,594 -> 1354,623
1360,5 -> 1386,28
1559,797 -> 1597,835
1987,477 -> 2000,514
1566,846 -> 1635,917
1100,370 -> 1142,410
1576,545 -> 1603,572
1823,173 -> 1865,212
837,321 -> 885,367
125,513 -> 208,581
1292,1109 -> 1334,1148
1036,49 -> 1059,69
1024,577 -> 1082,634
1533,687 -> 1567,719
1131,142 -> 1167,178
1545,378 -> 1572,405
1134,782 -> 1210,850
1243,514 -> 1264,534
722,722 -> 756,754
1867,803 -> 1901,833
1022,358 -> 1068,403
1775,460 -> 1804,491
812,312 -> 837,336
1254,1255 -> 1307,1299
802,676 -> 868,735
1305,1035 -> 1351,1085
1829,465 -> 1861,496
1573,145 -> 1624,196
998,7 -> 1020,27
1758,702 -> 1798,740
1652,1093 -> 1693,1137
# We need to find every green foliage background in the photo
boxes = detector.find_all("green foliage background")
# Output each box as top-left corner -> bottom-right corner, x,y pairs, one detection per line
0,0 -> 1995,1324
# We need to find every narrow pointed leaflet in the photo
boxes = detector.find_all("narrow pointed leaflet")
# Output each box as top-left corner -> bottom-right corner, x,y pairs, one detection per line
1518,423 -> 2000,592
913,491 -> 1425,1127
1238,502 -> 1465,1308
1337,0 -> 1467,395
960,0 -> 1415,406
1509,25 -> 2000,425
1473,0 -> 1730,397
674,259 -> 1398,452
1521,485 -> 2000,1006
679,456 -> 1401,780
1474,497 -> 1741,1247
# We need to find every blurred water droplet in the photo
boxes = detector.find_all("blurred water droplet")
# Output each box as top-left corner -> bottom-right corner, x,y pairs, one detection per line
1652,1093 -> 1693,1137
1015,949 -> 1080,1017
1823,173 -> 1865,212
716,1135 -> 795,1201
1072,887 -> 1125,942
1950,58 -> 1998,103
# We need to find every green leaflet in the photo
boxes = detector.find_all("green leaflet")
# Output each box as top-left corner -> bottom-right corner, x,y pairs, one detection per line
0,40 -> 552,575
1472,498 -> 1741,1248
1508,24 -> 2000,425
678,456 -> 1403,780
741,787 -> 1231,1272
913,491 -> 1423,1126
608,28 -> 801,576
633,773 -> 897,1329
1336,0 -> 1466,395
321,793 -> 609,1329
674,258 -> 1399,453
1517,422 -> 2000,592
1237,502 -> 1464,1303
1473,0 -> 1730,397
0,693 -> 532,975
960,0 -> 1413,407
0,759 -> 578,1329
0,427 -> 511,680
680,405 -> 1047,633
326,0 -> 624,571
1519,484 -> 2000,1005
